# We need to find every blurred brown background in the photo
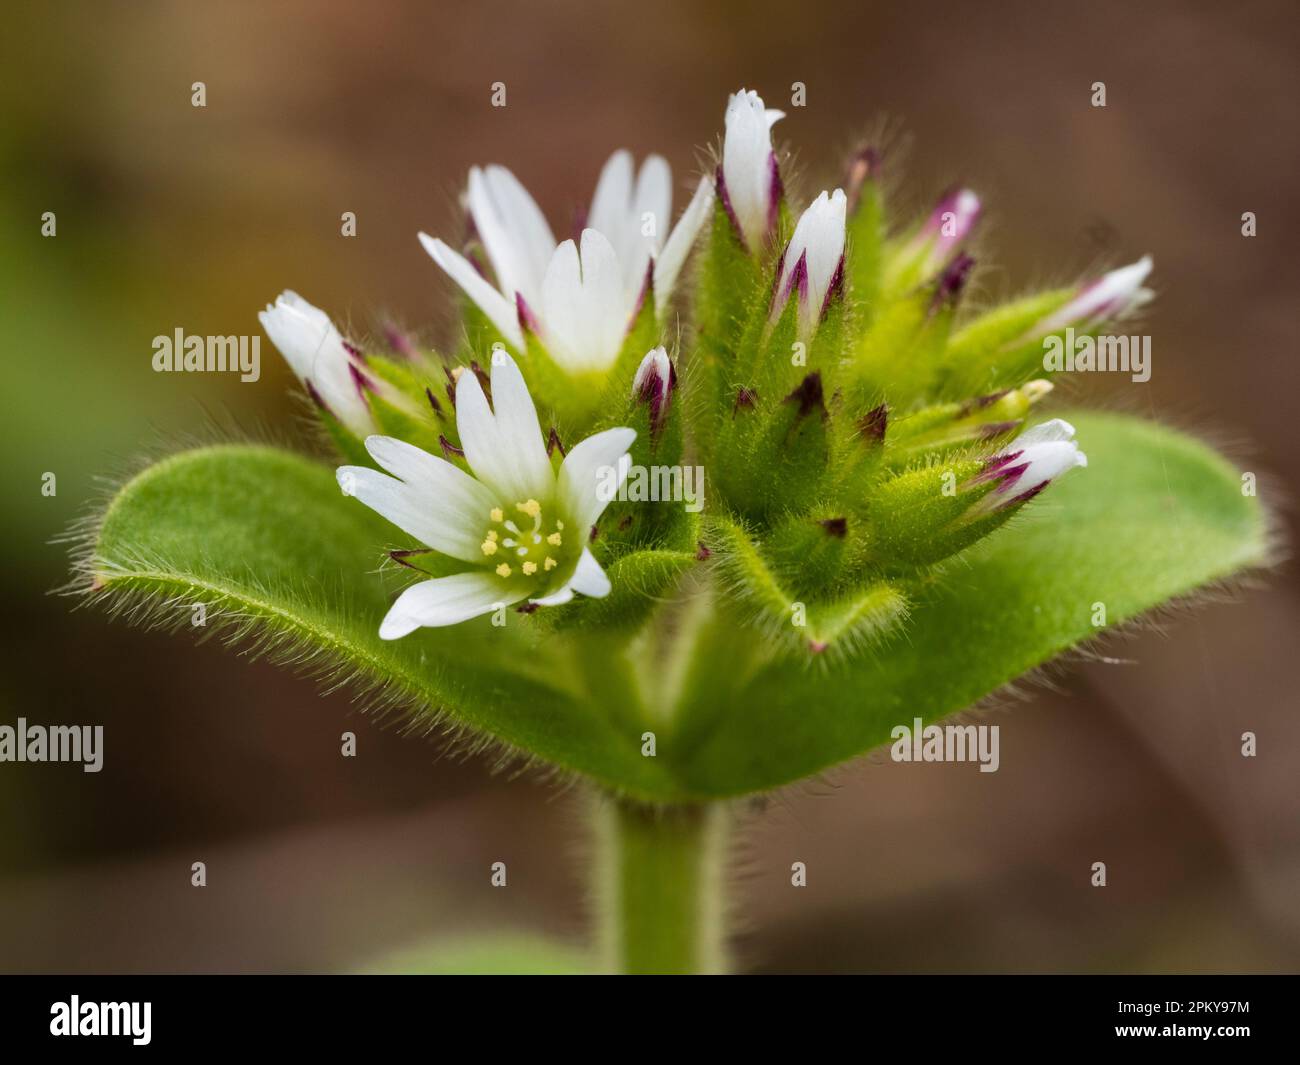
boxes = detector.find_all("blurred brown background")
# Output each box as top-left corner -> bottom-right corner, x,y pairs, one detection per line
1,0 -> 1297,973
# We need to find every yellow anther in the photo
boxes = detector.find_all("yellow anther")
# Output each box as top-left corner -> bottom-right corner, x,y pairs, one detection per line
543,556 -> 558,571
495,563 -> 512,578
555,520 -> 565,530
522,561 -> 537,576
481,540 -> 498,556
486,529 -> 498,541
516,499 -> 541,518
490,507 -> 503,523
546,532 -> 562,547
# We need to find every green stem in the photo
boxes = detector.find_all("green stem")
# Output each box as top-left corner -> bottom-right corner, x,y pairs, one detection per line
596,796 -> 727,974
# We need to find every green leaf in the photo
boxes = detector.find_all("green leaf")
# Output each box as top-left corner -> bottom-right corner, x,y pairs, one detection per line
672,411 -> 1269,797
359,932 -> 590,975
82,410 -> 1268,805
83,444 -> 677,799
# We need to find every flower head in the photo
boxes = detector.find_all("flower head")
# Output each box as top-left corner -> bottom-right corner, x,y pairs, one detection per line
259,291 -> 373,435
969,418 -> 1088,512
720,88 -> 785,251
337,353 -> 635,637
420,155 -> 710,375
772,189 -> 847,339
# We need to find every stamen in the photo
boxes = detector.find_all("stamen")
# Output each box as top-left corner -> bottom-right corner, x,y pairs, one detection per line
480,540 -> 498,556
486,530 -> 498,541
490,507 -> 504,522
547,532 -> 562,546
517,499 -> 541,518
522,561 -> 537,575
495,563 -> 512,578
544,556 -> 557,571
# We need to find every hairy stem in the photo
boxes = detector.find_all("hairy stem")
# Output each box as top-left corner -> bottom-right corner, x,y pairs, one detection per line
595,796 -> 728,974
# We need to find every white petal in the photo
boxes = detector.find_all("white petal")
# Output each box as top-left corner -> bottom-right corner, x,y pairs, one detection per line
420,234 -> 523,350
557,426 -> 636,532
778,189 -> 847,334
539,237 -> 583,368
529,585 -> 575,608
336,465 -> 485,563
654,175 -> 713,313
1013,418 -> 1076,447
588,149 -> 635,261
634,155 -> 672,251
531,548 -> 611,608
468,165 -> 556,308
723,89 -> 779,250
1041,255 -> 1154,331
1017,441 -> 1088,491
577,228 -> 628,365
454,360 -> 554,505
363,433 -> 498,528
539,230 -> 627,373
379,572 -> 524,638
485,353 -> 553,499
568,548 -> 612,598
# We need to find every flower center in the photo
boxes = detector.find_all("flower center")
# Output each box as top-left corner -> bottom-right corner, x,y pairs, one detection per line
479,499 -> 565,579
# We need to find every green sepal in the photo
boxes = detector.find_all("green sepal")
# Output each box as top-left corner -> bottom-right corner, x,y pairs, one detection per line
866,457 -> 1009,568
709,514 -> 906,658
605,278 -> 662,401
936,288 -> 1071,397
692,198 -> 766,435
882,384 -> 1045,470
368,391 -> 445,457
539,548 -> 699,634
846,168 -> 886,327
762,511 -> 849,598
312,401 -> 371,466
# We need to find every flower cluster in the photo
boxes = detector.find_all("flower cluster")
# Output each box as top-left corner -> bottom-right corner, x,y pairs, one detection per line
259,88 -> 1152,652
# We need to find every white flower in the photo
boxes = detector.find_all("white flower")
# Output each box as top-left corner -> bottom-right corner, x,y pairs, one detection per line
721,89 -> 785,251
337,353 -> 635,638
772,189 -> 847,339
1036,255 -> 1154,333
258,291 -> 373,435
972,418 -> 1087,512
419,156 -> 711,375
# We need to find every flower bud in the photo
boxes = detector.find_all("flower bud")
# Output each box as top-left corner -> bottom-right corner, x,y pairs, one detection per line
259,291 -> 373,436
869,418 -> 1085,567
771,190 -> 847,340
1034,255 -> 1153,333
720,88 -> 785,252
967,418 -> 1088,513
912,187 -> 981,276
632,346 -> 676,438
